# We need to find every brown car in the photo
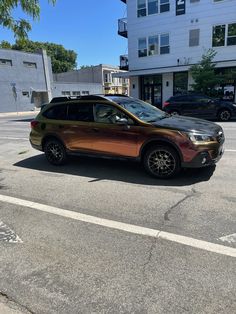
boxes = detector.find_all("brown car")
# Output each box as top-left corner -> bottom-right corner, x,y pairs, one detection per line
30,95 -> 225,179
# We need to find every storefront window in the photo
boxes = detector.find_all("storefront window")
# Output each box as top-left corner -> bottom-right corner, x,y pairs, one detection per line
173,72 -> 188,95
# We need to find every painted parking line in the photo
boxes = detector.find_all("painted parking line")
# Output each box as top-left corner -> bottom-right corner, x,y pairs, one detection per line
0,194 -> 236,258
225,149 -> 236,152
0,137 -> 28,141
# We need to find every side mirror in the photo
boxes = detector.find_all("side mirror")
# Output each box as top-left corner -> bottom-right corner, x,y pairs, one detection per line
116,117 -> 128,125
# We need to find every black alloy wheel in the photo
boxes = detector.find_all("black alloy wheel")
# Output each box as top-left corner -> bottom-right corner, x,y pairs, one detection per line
218,109 -> 231,122
44,139 -> 67,165
143,145 -> 180,179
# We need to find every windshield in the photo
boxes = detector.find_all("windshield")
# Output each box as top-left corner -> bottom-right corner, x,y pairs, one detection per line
107,97 -> 167,122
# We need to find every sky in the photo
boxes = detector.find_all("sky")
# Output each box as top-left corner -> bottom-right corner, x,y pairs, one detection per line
0,0 -> 128,68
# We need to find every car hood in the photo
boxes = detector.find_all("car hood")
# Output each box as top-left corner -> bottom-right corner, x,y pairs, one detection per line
152,115 -> 222,135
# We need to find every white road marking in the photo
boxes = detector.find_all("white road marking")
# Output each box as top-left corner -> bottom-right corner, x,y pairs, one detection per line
225,149 -> 236,152
219,233 -> 236,244
0,137 -> 28,141
0,194 -> 236,257
0,220 -> 23,243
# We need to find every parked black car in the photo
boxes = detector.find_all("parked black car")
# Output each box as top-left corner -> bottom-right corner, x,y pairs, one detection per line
163,94 -> 236,121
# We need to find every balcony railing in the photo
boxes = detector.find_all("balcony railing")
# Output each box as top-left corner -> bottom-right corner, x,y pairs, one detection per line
118,18 -> 127,38
120,55 -> 128,71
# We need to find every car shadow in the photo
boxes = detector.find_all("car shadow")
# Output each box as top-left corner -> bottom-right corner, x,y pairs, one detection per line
14,154 -> 216,187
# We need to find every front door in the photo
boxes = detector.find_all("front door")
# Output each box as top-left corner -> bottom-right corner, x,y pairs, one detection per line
90,103 -> 139,157
141,75 -> 162,109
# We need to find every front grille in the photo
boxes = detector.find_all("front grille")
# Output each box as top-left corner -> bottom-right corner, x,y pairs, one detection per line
216,131 -> 224,143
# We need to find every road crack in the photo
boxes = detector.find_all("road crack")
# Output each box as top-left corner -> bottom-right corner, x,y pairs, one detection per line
164,188 -> 200,221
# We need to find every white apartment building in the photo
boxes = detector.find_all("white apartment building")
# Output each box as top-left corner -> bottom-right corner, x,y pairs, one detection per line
118,0 -> 236,107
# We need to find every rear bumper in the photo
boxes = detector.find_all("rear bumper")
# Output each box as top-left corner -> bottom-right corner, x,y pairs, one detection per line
30,140 -> 43,152
182,146 -> 224,168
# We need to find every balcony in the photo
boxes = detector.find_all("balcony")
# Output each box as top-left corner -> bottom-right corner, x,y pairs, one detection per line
120,55 -> 128,71
118,18 -> 127,38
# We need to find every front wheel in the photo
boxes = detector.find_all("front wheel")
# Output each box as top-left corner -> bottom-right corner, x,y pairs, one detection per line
44,139 -> 67,165
143,146 -> 180,179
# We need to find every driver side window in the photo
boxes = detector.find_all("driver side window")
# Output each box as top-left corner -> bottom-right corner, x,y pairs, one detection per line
94,104 -> 133,124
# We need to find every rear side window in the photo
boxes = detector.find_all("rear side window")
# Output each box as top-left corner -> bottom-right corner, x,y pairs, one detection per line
43,104 -> 67,120
67,103 -> 94,122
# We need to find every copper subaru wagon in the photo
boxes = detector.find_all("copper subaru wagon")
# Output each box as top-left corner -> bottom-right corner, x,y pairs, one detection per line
30,95 -> 225,179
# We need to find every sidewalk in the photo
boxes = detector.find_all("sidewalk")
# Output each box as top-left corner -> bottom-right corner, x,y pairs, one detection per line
0,110 -> 39,118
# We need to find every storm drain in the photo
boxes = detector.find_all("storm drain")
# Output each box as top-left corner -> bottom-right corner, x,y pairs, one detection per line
0,221 -> 22,243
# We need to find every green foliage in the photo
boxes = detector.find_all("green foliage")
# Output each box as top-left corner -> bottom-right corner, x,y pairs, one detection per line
190,49 -> 224,95
0,39 -> 77,73
0,0 -> 56,39
0,40 -> 12,48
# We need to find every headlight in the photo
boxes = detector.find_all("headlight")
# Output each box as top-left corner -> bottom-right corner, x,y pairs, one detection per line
188,133 -> 215,143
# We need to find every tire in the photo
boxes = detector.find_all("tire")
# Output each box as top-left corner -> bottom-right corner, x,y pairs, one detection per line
218,109 -> 231,122
143,145 -> 180,179
44,138 -> 67,166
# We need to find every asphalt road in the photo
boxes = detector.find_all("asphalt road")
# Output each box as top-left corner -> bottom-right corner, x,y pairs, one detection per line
0,113 -> 236,314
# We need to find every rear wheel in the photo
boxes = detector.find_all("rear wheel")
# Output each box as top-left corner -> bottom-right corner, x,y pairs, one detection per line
143,145 -> 180,179
44,138 -> 67,165
218,109 -> 231,122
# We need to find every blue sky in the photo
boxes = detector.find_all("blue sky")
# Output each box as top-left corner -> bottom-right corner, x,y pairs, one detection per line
0,0 -> 128,68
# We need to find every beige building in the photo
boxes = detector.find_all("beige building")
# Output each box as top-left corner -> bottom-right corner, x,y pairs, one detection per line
53,64 -> 129,95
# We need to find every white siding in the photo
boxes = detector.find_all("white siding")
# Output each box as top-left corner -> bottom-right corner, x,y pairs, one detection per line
127,0 -> 236,72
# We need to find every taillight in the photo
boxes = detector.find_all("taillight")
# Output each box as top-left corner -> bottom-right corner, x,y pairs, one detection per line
31,120 -> 39,129
163,101 -> 170,108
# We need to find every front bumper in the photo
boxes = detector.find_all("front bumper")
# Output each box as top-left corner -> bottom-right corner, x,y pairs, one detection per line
182,145 -> 224,168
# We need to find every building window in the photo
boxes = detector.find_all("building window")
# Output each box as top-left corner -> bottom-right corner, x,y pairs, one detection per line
173,72 -> 188,95
62,91 -> 71,96
227,23 -> 236,46
82,91 -> 89,95
137,0 -> 169,17
160,0 -> 170,13
213,23 -> 236,47
23,61 -> 37,68
137,0 -> 146,17
189,29 -> 200,47
160,34 -> 170,54
139,34 -> 170,57
0,59 -> 12,66
22,91 -> 29,97
148,0 -> 158,15
148,35 -> 159,55
138,38 -> 147,57
212,25 -> 225,47
72,91 -> 81,96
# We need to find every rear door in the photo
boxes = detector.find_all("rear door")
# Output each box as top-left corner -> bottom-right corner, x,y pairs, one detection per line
64,102 -> 95,151
181,96 -> 201,117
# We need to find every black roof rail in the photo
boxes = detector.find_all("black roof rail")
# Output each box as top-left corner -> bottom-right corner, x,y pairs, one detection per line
50,95 -> 108,103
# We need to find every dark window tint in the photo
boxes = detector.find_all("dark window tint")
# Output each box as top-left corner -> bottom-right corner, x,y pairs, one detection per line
67,103 -> 94,122
43,104 -> 67,120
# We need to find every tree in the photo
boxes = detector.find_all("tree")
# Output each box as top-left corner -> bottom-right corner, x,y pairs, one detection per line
190,49 -> 224,96
0,0 -> 56,39
0,39 -> 77,73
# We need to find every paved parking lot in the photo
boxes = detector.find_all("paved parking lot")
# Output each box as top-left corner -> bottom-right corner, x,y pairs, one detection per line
0,113 -> 236,313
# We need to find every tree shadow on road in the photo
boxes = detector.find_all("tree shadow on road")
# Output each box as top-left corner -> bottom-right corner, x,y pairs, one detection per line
13,154 -> 216,187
